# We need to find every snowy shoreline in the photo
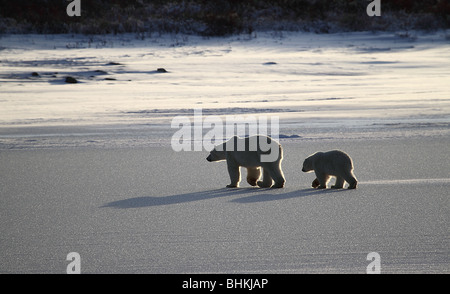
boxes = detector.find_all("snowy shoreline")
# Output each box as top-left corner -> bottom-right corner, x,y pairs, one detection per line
1,31 -> 449,149
0,121 -> 449,150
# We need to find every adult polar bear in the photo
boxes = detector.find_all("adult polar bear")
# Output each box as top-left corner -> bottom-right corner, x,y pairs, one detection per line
302,150 -> 358,189
206,135 -> 285,188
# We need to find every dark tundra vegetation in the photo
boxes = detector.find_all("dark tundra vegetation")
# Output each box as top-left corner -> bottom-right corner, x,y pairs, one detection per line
0,0 -> 449,35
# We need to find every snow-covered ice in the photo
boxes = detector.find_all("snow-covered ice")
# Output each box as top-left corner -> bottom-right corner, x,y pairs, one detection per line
1,139 -> 448,273
0,31 -> 449,273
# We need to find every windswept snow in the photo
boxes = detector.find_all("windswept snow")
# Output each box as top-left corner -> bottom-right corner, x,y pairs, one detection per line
1,31 -> 449,149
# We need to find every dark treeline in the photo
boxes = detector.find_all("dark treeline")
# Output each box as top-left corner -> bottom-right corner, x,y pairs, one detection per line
0,0 -> 449,35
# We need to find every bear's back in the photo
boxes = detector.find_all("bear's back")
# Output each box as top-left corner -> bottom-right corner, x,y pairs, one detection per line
324,150 -> 353,166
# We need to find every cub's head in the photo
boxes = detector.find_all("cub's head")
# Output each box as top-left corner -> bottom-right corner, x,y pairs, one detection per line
301,156 -> 314,172
206,145 -> 226,162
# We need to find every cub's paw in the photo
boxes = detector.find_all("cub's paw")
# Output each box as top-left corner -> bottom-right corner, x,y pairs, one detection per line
312,178 -> 320,188
226,184 -> 238,188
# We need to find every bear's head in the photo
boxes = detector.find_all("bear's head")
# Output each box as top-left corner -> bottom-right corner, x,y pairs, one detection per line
206,146 -> 226,162
302,157 -> 313,172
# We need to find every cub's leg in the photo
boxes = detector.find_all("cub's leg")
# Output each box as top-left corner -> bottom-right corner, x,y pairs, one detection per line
315,172 -> 330,189
312,178 -> 320,188
331,176 -> 345,189
343,170 -> 358,189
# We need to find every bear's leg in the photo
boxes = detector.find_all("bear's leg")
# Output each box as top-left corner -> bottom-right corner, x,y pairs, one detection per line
315,172 -> 330,189
347,181 -> 357,189
331,176 -> 345,189
346,177 -> 357,189
246,167 -> 261,186
268,166 -> 285,188
257,168 -> 273,188
226,162 -> 240,188
312,178 -> 320,188
343,170 -> 358,189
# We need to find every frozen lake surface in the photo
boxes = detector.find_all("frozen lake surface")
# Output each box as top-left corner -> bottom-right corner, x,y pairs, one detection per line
1,139 -> 449,273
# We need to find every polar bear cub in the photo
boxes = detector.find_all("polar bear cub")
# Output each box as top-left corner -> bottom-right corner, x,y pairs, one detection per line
302,150 -> 357,189
206,135 -> 285,188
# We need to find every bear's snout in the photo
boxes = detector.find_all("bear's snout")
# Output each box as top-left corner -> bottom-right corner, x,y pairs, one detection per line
206,155 -> 212,162
301,168 -> 306,172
